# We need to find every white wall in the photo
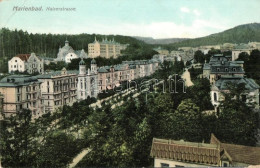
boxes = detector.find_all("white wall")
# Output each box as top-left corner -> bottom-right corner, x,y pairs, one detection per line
8,57 -> 25,73
154,158 -> 211,167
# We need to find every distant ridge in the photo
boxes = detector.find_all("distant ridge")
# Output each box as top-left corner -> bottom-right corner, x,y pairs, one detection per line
169,23 -> 260,48
132,36 -> 190,44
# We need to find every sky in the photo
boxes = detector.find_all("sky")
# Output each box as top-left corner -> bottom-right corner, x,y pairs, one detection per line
0,0 -> 259,39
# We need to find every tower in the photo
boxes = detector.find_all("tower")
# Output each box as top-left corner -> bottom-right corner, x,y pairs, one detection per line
65,38 -> 69,46
91,59 -> 97,73
79,58 -> 86,75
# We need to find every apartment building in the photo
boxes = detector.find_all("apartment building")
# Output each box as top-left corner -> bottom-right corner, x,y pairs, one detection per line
203,54 -> 244,84
88,37 -> 122,58
37,68 -> 78,113
0,75 -> 43,118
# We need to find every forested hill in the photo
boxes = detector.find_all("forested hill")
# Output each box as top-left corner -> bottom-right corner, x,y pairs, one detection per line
0,28 -> 155,60
164,23 -> 260,49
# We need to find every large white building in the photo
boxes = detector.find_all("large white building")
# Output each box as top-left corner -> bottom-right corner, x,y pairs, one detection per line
56,40 -> 88,63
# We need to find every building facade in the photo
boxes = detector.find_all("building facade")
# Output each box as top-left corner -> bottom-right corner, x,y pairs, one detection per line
211,76 -> 260,111
26,53 -> 44,74
0,75 -> 43,118
88,37 -> 122,58
8,53 -> 44,74
77,59 -> 98,100
37,68 -> 78,113
203,54 -> 244,84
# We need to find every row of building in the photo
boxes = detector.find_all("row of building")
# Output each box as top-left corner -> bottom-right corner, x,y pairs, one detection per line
202,54 -> 259,112
1,58 -> 160,118
7,38 -> 129,74
154,42 -> 260,65
56,38 -> 129,63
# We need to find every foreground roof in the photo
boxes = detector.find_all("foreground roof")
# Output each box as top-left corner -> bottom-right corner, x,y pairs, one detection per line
210,134 -> 260,165
151,134 -> 260,166
150,138 -> 220,165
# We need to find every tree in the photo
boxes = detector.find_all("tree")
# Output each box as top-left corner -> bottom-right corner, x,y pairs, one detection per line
215,82 -> 259,146
173,99 -> 204,142
194,50 -> 205,63
36,131 -> 80,167
1,109 -> 39,167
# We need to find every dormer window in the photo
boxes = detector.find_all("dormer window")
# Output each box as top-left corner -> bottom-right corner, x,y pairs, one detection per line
233,68 -> 236,71
225,68 -> 228,72
217,68 -> 220,72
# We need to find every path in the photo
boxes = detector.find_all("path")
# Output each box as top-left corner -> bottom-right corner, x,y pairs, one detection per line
181,68 -> 194,87
69,148 -> 91,168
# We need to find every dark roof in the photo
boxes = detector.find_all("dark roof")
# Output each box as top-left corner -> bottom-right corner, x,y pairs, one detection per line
210,134 -> 260,165
15,54 -> 31,61
0,75 -> 41,87
79,59 -> 85,65
214,76 -> 260,91
91,59 -> 96,64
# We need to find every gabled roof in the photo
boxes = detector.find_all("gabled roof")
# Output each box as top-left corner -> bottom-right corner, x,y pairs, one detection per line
15,54 -> 31,61
151,134 -> 260,166
210,134 -> 260,165
150,138 -> 220,165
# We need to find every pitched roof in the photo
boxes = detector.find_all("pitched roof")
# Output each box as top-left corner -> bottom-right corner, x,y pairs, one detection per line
150,138 -> 220,165
15,54 -> 31,61
210,134 -> 260,165
151,134 -> 260,166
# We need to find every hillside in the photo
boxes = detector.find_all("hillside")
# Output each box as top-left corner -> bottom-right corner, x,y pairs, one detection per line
0,28 -> 158,73
133,36 -> 189,44
165,23 -> 260,49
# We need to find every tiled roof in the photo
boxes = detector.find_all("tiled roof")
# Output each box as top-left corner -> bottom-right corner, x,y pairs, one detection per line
151,134 -> 260,166
210,134 -> 260,165
150,138 -> 220,165
15,54 -> 31,61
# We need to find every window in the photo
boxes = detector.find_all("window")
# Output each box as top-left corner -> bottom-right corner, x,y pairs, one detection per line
242,95 -> 246,102
225,68 -> 228,72
217,68 -> 220,72
233,68 -> 236,71
214,92 -> 217,101
161,163 -> 169,168
15,60 -> 17,62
